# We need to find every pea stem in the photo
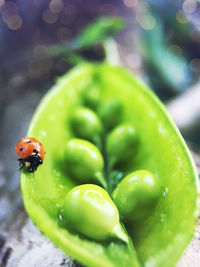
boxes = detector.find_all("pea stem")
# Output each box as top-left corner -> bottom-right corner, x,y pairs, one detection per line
101,133 -> 111,191
112,224 -> 129,244
93,135 -> 102,152
95,172 -> 107,190
100,132 -> 121,194
112,223 -> 140,267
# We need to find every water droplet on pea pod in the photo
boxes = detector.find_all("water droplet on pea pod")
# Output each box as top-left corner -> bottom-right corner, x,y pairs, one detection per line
98,99 -> 123,131
62,184 -> 129,243
70,106 -> 102,144
106,123 -> 137,167
63,139 -> 107,188
113,170 -> 161,222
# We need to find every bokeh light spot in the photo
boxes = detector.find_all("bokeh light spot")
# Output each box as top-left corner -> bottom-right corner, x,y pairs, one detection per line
137,1 -> 149,14
139,14 -> 156,30
123,0 -> 138,8
60,13 -> 73,25
43,9 -> 58,24
33,45 -> 48,58
6,15 -> 23,30
1,1 -> 18,12
125,53 -> 142,70
167,45 -> 182,55
0,0 -> 5,7
182,0 -> 197,14
99,4 -> 118,16
49,0 -> 64,14
28,58 -> 53,78
61,5 -> 76,25
176,10 -> 189,24
64,4 -> 76,16
57,27 -> 72,41
2,8 -> 18,24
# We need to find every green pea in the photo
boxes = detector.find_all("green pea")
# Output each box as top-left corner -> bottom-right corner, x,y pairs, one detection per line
106,123 -> 137,166
63,138 -> 106,188
82,86 -> 101,110
62,184 -> 128,242
113,170 -> 161,221
70,107 -> 102,143
98,99 -> 123,131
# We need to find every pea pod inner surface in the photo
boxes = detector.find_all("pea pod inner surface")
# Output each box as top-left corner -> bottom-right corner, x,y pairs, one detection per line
21,63 -> 199,267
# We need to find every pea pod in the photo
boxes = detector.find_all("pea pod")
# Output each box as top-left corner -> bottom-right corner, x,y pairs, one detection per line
20,63 -> 199,267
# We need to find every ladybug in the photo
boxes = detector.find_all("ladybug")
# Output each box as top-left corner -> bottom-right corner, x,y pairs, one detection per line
15,137 -> 45,173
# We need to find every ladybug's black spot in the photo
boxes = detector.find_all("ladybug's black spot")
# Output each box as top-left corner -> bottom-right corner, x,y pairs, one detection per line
33,149 -> 39,155
26,140 -> 31,143
19,148 -> 23,151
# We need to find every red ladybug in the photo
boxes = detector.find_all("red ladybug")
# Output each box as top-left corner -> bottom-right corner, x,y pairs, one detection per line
15,137 -> 45,173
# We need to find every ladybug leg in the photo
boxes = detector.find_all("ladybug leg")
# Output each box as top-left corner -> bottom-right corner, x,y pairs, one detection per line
24,155 -> 43,173
17,155 -> 43,173
19,165 -> 24,170
17,158 -> 25,171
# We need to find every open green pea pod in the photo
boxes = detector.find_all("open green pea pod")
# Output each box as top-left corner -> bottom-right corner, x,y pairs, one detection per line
20,63 -> 199,267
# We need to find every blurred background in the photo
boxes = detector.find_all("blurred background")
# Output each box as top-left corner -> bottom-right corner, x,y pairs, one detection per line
0,0 -> 200,265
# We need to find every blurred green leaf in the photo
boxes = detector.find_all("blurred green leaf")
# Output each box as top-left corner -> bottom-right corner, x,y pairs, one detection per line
73,16 -> 125,49
142,17 -> 191,97
64,53 -> 86,65
48,16 -> 124,58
